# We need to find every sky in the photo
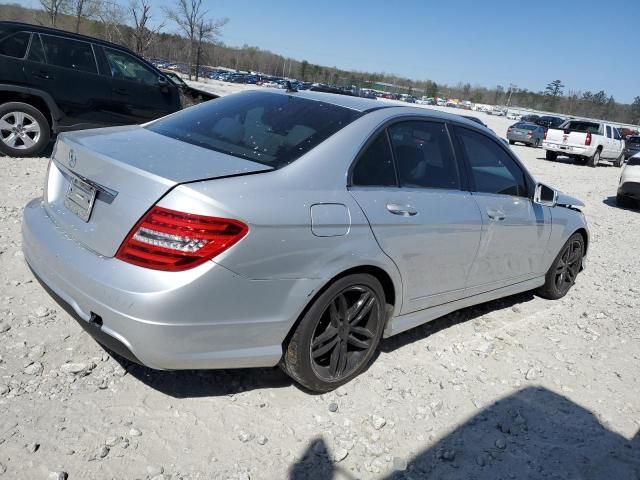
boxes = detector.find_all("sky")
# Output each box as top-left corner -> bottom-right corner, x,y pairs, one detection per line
16,0 -> 638,102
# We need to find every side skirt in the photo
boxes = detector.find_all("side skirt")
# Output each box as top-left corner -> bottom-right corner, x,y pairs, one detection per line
384,276 -> 545,338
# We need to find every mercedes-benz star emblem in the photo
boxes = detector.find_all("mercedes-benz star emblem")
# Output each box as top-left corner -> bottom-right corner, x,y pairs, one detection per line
68,149 -> 77,168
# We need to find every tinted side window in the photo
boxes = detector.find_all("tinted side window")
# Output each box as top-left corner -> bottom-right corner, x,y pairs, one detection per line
613,128 -> 621,141
0,31 -> 31,58
104,48 -> 157,85
606,125 -> 612,138
41,35 -> 97,73
388,121 -> 459,189
352,132 -> 396,186
27,34 -> 45,63
457,127 -> 527,197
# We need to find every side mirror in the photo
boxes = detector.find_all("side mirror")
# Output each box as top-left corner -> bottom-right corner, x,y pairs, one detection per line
534,183 -> 557,207
158,75 -> 168,86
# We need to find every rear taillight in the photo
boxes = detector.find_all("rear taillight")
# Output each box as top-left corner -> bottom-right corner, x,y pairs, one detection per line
544,130 -> 547,140
507,128 -> 512,133
527,131 -> 533,137
585,132 -> 592,146
116,206 -> 248,271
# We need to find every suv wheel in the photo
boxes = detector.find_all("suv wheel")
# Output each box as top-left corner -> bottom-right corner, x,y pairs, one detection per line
0,102 -> 50,157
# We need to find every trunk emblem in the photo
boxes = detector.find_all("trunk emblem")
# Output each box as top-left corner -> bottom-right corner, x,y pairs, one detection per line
68,149 -> 77,168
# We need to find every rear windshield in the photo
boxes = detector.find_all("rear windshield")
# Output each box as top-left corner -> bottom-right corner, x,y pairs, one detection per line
147,91 -> 362,168
561,121 -> 600,134
514,123 -> 537,130
627,136 -> 640,144
628,156 -> 640,166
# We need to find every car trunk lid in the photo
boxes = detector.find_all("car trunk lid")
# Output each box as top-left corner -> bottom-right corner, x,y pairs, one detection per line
44,126 -> 272,257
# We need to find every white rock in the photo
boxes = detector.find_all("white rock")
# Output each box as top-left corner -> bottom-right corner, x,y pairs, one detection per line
23,362 -> 43,376
34,306 -> 49,318
371,414 -> 386,430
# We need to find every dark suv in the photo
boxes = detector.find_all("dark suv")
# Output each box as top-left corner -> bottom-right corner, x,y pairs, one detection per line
0,22 -> 181,157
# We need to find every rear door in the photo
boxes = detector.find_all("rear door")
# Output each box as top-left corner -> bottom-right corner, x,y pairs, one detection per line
453,125 -> 551,294
349,120 -> 482,314
604,125 -> 614,158
0,30 -> 31,84
99,46 -> 179,124
26,33 -> 114,130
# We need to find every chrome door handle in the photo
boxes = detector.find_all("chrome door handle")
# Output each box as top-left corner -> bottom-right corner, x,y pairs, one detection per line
387,203 -> 418,216
487,209 -> 506,221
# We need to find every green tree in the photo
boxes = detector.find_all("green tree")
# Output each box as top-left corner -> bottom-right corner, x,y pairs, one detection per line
631,96 -> 640,123
544,79 -> 564,98
299,60 -> 309,81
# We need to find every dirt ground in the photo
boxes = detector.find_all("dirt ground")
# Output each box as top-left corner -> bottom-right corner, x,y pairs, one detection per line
0,85 -> 639,479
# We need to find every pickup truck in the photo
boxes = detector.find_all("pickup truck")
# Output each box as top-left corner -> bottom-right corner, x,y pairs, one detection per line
543,120 -> 625,167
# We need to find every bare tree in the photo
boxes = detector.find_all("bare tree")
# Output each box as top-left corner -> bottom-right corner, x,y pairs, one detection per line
129,0 -> 164,55
39,0 -> 68,27
70,0 -> 100,33
193,17 -> 227,79
164,0 -> 227,80
95,0 -> 126,43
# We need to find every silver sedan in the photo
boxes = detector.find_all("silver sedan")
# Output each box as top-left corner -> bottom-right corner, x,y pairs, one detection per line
23,90 -> 589,392
507,122 -> 545,147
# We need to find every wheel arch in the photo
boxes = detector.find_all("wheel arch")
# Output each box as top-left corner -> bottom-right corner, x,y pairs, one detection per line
574,227 -> 589,256
281,264 -> 399,350
0,85 -> 61,132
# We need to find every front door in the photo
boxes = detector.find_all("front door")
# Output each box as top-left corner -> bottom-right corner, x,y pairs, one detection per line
99,47 -> 179,124
453,126 -> 551,294
349,121 -> 482,314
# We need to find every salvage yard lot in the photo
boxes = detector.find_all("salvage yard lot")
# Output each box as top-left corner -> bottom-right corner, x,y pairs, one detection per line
0,87 -> 639,479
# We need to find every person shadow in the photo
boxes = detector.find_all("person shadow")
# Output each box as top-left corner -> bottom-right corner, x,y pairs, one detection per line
287,387 -> 640,480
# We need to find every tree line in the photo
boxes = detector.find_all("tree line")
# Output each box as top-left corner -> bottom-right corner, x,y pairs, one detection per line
2,3 -> 638,125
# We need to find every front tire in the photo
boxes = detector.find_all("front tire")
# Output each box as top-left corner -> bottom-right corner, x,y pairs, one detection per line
545,150 -> 557,161
536,233 -> 584,300
0,102 -> 50,157
282,274 -> 386,392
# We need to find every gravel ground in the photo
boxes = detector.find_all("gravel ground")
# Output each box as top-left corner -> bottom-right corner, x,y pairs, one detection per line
0,91 -> 639,480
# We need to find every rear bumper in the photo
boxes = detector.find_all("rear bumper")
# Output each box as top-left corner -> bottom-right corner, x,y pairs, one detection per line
22,198 -> 315,370
543,142 -> 591,157
507,133 -> 535,144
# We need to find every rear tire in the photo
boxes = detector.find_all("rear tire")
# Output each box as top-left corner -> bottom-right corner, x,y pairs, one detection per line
282,274 -> 386,392
545,150 -> 557,161
587,149 -> 600,168
616,194 -> 634,208
0,102 -> 50,157
614,152 -> 624,168
508,140 -> 515,145
536,233 -> 584,300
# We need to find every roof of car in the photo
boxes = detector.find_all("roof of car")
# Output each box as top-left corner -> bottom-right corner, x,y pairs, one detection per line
277,89 -> 384,112
0,21 -> 136,53
253,90 -> 496,132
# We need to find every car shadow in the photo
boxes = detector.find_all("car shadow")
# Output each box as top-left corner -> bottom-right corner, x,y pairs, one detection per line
603,196 -> 639,212
287,387 -> 640,479
379,291 -> 535,354
109,353 -> 294,398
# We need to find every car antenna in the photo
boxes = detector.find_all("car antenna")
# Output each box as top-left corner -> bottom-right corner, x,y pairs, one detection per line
285,80 -> 298,93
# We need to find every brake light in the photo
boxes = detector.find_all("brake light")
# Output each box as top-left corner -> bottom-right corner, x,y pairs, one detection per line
116,206 -> 248,271
508,128 -> 512,133
585,132 -> 592,146
527,131 -> 533,137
